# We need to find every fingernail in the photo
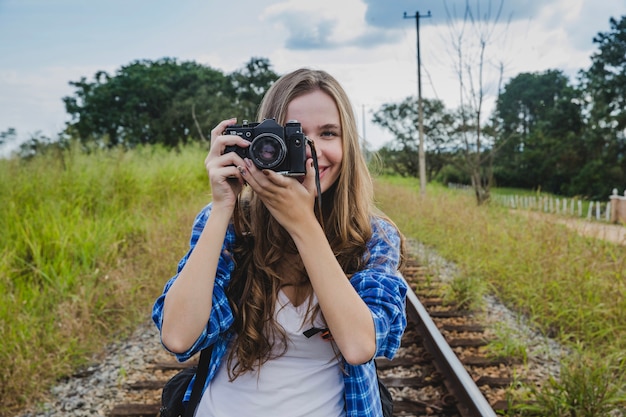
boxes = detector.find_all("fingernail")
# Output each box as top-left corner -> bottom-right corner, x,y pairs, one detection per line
245,158 -> 252,167
262,170 -> 270,176
237,166 -> 246,176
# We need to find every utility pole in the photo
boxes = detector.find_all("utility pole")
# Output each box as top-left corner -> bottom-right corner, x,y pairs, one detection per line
361,104 -> 368,155
362,104 -> 366,144
404,10 -> 431,195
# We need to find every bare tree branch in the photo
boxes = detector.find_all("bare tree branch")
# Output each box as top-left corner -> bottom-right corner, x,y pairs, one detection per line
191,103 -> 209,145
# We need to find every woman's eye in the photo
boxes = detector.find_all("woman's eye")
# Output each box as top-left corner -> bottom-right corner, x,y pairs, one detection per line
321,130 -> 339,137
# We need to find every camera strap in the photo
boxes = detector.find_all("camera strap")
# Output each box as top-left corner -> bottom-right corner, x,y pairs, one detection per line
307,138 -> 324,228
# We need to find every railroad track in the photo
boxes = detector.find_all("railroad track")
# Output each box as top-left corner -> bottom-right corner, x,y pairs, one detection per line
376,260 -> 509,417
110,258 -> 516,417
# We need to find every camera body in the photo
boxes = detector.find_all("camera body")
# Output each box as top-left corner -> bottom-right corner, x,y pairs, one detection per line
224,118 -> 307,176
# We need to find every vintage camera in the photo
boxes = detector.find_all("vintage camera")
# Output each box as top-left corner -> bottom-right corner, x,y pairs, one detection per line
224,118 -> 307,176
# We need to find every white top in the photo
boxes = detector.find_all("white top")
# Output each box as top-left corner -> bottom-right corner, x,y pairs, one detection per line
195,290 -> 346,417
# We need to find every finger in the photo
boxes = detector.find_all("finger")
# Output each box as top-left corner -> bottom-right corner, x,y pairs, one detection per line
239,158 -> 260,188
205,141 -> 250,166
209,119 -> 251,157
213,165 -> 246,187
260,168 -> 287,187
210,118 -> 237,140
231,165 -> 247,187
301,158 -> 318,196
206,150 -> 245,171
241,159 -> 282,196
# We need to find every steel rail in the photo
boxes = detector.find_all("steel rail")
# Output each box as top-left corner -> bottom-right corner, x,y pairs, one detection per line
404,278 -> 498,417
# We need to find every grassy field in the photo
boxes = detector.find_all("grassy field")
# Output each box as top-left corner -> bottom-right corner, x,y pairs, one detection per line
0,144 -> 211,414
375,177 -> 626,354
374,177 -> 626,414
1,147 -> 625,415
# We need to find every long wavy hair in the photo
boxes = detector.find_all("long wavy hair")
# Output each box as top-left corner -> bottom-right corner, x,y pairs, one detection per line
225,68 -> 403,380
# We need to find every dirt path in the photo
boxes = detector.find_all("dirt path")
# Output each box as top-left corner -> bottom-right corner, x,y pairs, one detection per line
515,210 -> 626,245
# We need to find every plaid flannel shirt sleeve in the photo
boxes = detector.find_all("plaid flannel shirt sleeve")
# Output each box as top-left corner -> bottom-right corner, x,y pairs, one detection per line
151,202 -> 236,362
352,216 -> 408,358
344,216 -> 408,416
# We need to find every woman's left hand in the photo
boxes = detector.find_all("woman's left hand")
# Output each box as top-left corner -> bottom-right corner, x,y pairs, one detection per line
241,157 -> 319,233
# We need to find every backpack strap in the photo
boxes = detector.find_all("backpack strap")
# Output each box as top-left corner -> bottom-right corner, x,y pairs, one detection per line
184,346 -> 212,417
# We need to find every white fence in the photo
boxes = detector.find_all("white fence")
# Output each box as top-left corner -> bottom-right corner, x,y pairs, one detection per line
492,194 -> 611,222
448,183 -> 626,224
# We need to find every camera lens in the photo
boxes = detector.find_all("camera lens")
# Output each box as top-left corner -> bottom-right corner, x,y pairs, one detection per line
250,134 -> 286,169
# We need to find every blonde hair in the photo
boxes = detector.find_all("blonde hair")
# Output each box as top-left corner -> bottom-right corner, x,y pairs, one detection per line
225,68 -> 385,379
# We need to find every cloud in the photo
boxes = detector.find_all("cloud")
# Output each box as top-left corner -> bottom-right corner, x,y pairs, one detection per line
0,64 -> 109,143
260,0 -> 402,50
259,0 -> 556,51
557,1 -> 624,54
276,12 -> 339,50
262,0 -> 552,51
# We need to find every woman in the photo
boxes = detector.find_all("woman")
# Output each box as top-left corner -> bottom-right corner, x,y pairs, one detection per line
152,68 -> 408,417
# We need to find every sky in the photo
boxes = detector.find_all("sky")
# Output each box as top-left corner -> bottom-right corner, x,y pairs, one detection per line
1,0 -> 625,155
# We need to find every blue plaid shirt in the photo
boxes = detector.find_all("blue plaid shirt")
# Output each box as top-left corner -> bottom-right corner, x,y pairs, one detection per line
152,203 -> 408,417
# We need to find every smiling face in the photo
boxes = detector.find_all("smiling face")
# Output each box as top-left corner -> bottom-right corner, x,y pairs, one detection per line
286,89 -> 343,193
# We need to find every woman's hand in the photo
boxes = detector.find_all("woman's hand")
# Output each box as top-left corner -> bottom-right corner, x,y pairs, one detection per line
244,156 -> 378,364
241,155 -> 319,234
162,118 -> 251,353
204,118 -> 250,211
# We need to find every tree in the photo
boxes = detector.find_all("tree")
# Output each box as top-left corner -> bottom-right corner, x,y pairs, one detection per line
372,97 -> 454,178
230,57 -> 280,121
577,15 -> 626,198
584,16 -> 626,132
0,128 -> 17,148
63,57 -> 280,149
16,131 -> 54,159
493,70 -> 584,194
443,0 -> 508,205
63,58 -> 232,147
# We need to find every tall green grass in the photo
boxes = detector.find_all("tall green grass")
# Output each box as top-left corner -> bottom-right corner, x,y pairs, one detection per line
375,177 -> 626,354
0,144 -> 210,414
2,148 -> 625,415
374,177 -> 626,413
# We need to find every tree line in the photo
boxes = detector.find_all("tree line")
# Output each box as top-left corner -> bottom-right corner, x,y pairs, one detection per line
374,15 -> 626,201
2,16 -> 624,201
1,57 -> 280,155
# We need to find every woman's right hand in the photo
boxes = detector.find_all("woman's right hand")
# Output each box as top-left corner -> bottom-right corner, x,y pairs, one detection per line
204,118 -> 250,210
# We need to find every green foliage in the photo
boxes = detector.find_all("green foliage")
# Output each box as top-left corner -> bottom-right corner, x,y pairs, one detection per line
492,70 -> 585,194
443,273 -> 486,312
434,162 -> 470,185
573,16 -> 626,199
2,156 -> 625,415
514,347 -> 626,417
490,17 -> 626,199
485,322 -> 528,364
0,127 -> 17,147
372,97 -> 455,179
230,57 -> 281,121
374,178 -> 626,415
372,16 -> 626,200
0,143 -> 209,413
374,179 -> 626,356
63,57 -> 279,149
584,16 -> 626,133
